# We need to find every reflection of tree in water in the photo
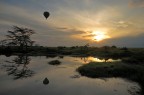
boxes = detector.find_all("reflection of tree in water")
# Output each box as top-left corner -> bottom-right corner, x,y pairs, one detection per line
3,55 -> 35,80
98,57 -> 109,62
81,57 -> 88,63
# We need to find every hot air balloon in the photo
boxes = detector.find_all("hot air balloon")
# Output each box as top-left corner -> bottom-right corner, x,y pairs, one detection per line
43,11 -> 50,19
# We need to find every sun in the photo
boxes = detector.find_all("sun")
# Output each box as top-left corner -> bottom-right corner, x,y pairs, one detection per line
92,31 -> 110,42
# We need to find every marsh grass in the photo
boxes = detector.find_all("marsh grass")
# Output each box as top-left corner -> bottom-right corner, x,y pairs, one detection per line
77,62 -> 144,95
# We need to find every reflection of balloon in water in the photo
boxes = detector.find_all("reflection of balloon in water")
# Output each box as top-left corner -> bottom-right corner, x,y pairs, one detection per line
43,77 -> 49,85
43,11 -> 50,19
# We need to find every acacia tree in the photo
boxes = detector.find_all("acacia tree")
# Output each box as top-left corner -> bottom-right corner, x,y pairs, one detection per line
6,26 -> 35,52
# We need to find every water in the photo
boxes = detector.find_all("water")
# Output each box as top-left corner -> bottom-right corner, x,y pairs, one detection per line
0,55 -> 141,95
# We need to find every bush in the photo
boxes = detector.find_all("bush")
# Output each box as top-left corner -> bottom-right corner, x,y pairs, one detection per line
48,60 -> 61,65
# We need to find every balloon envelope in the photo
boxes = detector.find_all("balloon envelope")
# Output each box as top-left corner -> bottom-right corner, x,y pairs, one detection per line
43,11 -> 50,19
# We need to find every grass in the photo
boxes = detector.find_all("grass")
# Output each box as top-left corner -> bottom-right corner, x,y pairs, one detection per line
77,62 -> 144,95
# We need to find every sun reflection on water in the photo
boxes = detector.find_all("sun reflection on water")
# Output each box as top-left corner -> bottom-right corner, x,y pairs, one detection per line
79,56 -> 121,64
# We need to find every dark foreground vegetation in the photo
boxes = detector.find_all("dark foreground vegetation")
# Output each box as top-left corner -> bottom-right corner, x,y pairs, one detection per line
1,45 -> 144,56
48,60 -> 61,65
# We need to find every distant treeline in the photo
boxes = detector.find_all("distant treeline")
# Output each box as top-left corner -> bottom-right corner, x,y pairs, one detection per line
0,45 -> 144,57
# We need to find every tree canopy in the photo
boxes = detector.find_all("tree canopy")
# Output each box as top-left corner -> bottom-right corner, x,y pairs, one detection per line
6,26 -> 35,51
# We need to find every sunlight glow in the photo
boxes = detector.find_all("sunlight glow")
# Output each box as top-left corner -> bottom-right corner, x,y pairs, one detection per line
92,31 -> 110,42
88,57 -> 104,62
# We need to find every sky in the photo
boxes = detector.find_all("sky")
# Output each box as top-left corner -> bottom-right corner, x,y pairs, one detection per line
0,0 -> 144,47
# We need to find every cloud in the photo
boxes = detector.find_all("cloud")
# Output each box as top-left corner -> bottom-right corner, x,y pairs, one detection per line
105,33 -> 144,47
0,2 -> 47,28
129,0 -> 144,7
82,34 -> 95,38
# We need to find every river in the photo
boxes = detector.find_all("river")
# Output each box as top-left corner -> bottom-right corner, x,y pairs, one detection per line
0,55 -> 141,95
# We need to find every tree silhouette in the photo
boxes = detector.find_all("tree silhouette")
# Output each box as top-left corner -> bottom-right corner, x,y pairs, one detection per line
6,26 -> 35,52
80,43 -> 89,54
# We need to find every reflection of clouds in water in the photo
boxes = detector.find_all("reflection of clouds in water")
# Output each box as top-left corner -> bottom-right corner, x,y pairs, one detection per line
70,75 -> 81,79
0,56 -> 141,95
57,66 -> 67,69
95,78 -> 141,95
127,85 -> 141,95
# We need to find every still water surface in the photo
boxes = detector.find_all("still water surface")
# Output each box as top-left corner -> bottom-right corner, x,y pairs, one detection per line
0,55 -> 140,95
